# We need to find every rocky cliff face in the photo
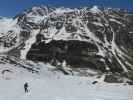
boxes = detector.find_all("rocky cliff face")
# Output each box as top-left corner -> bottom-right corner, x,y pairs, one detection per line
0,6 -> 133,83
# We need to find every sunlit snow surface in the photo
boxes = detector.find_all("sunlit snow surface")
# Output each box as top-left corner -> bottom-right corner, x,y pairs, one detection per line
0,63 -> 133,100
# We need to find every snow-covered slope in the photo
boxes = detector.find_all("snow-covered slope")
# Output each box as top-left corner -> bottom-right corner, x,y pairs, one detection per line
0,18 -> 20,53
0,61 -> 133,100
1,76 -> 133,100
0,5 -> 133,83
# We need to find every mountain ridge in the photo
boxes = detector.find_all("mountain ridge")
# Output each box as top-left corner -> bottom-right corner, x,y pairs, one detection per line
0,5 -> 133,83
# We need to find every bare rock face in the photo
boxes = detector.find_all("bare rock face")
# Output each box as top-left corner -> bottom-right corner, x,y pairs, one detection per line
104,74 -> 123,83
0,6 -> 133,83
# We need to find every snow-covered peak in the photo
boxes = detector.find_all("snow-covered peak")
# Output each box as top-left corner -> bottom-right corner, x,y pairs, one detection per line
90,5 -> 101,14
54,7 -> 74,14
26,15 -> 48,24
0,18 -> 20,34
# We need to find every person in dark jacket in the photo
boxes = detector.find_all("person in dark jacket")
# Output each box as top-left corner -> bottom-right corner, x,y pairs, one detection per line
24,82 -> 29,93
92,81 -> 98,85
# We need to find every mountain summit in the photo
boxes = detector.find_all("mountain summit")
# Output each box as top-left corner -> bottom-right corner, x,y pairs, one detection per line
0,5 -> 133,83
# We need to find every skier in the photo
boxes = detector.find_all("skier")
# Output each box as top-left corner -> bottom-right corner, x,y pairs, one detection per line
92,81 -> 98,85
24,82 -> 29,93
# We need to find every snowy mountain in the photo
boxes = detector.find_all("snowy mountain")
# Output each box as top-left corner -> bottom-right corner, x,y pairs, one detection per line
0,5 -> 133,84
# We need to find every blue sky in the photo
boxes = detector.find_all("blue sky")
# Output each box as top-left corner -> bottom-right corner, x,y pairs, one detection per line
0,0 -> 133,17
